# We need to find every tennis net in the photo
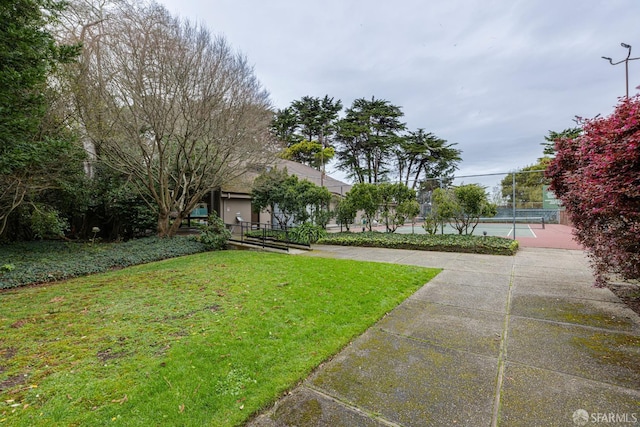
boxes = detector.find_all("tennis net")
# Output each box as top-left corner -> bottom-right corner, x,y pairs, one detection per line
477,216 -> 545,229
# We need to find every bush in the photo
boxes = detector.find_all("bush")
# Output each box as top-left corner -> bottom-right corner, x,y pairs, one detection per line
289,223 -> 327,244
422,214 -> 441,235
0,236 -> 208,289
197,213 -> 231,250
30,205 -> 69,239
432,184 -> 497,235
547,95 -> 640,286
318,231 -> 518,256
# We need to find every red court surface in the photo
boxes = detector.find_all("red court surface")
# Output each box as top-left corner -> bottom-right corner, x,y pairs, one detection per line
515,223 -> 583,250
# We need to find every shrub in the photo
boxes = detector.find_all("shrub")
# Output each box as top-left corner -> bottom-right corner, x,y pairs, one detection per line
432,184 -> 497,235
289,223 -> 327,244
422,213 -> 441,235
547,95 -> 640,286
318,231 -> 518,256
29,205 -> 69,239
197,213 -> 231,250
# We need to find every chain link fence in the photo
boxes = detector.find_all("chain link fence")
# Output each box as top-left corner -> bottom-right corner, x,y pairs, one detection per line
415,170 -> 567,237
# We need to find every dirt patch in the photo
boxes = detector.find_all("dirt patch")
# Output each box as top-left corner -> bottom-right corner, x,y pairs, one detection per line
163,304 -> 222,321
0,347 -> 17,360
206,304 -> 221,312
608,282 -> 640,317
10,319 -> 30,329
0,374 -> 26,392
96,348 -> 128,363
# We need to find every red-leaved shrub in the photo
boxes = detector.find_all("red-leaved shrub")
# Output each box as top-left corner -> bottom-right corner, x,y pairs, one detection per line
546,95 -> 640,286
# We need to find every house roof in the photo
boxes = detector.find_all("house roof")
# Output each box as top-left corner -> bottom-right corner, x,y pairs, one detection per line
221,159 -> 352,197
275,159 -> 351,196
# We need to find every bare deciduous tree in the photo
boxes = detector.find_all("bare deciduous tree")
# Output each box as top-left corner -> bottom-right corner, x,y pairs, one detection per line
68,1 -> 273,236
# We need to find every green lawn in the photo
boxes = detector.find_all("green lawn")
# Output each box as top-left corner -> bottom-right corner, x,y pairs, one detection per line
0,250 -> 439,426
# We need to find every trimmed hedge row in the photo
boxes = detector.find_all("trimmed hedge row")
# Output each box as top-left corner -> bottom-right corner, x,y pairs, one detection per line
0,236 -> 209,290
317,232 -> 519,256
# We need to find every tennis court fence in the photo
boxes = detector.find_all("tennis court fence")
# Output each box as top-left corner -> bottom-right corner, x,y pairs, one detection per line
419,169 -> 562,222
414,169 -> 566,238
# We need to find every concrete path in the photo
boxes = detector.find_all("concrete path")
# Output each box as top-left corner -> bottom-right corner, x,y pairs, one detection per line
248,245 -> 640,427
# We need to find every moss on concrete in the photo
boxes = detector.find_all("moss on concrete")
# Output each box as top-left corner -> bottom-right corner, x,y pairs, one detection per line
511,295 -> 636,331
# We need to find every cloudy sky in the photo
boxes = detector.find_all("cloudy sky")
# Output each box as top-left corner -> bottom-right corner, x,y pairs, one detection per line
159,0 -> 640,186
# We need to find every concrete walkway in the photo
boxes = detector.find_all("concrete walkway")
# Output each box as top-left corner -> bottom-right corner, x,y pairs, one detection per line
248,245 -> 640,427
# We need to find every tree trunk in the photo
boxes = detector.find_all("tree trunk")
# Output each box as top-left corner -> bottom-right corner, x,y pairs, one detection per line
167,213 -> 185,237
157,211 -> 170,237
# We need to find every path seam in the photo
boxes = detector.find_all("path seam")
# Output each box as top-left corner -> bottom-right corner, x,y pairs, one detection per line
301,385 -> 403,427
491,263 -> 516,427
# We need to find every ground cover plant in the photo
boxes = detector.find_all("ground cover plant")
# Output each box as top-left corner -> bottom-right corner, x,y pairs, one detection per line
318,231 -> 519,255
0,236 -> 208,290
0,250 -> 439,426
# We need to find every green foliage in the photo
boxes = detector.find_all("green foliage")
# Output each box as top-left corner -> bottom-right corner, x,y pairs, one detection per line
45,164 -> 157,241
344,183 -> 381,231
313,208 -> 333,229
0,236 -> 208,289
29,204 -> 69,239
289,222 -> 328,244
280,139 -> 335,169
432,184 -> 497,235
244,223 -> 327,245
252,167 -> 331,228
421,213 -> 441,234
542,127 -> 582,156
500,159 -> 550,208
378,182 -> 418,232
197,213 -> 232,250
272,95 -> 461,187
318,232 -> 518,255
396,129 -> 462,189
93,169 -> 157,239
0,0 -> 81,235
334,197 -> 358,230
0,0 -> 78,168
399,199 -> 420,222
335,97 -> 406,184
270,106 -> 301,145
251,166 -> 288,216
271,95 -> 342,147
341,182 -> 419,232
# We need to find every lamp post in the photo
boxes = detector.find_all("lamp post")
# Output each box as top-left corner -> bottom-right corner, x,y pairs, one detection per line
602,42 -> 640,98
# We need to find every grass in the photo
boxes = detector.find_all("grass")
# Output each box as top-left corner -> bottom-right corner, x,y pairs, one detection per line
0,250 -> 439,426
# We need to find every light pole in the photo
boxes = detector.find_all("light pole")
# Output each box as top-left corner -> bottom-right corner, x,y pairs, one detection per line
602,42 -> 640,98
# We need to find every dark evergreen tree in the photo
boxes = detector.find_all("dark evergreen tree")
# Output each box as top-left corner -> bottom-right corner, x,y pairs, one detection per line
335,97 -> 405,184
0,0 -> 81,237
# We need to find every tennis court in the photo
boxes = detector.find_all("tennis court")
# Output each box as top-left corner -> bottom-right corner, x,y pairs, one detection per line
395,218 -> 545,238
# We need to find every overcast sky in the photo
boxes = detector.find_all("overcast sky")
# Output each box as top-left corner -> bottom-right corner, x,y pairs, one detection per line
159,0 -> 640,187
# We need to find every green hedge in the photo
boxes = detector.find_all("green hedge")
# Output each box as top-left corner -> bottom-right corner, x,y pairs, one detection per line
0,236 -> 208,289
317,232 -> 519,256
